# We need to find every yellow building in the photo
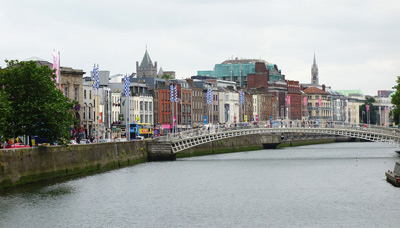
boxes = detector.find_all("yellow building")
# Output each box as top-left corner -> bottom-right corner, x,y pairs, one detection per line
303,87 -> 332,121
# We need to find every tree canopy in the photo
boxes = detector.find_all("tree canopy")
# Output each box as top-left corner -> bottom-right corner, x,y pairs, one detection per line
359,96 -> 377,124
161,73 -> 173,80
391,76 -> 400,125
0,60 -> 76,143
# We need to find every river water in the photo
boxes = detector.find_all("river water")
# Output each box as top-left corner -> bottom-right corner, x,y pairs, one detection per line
1,142 -> 400,228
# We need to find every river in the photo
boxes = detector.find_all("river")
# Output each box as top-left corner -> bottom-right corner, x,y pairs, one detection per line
1,142 -> 400,228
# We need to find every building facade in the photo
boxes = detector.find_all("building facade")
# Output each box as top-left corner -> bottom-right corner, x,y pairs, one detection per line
303,86 -> 332,121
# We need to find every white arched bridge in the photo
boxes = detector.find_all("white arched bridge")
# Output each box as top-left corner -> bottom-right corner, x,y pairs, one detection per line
160,122 -> 400,153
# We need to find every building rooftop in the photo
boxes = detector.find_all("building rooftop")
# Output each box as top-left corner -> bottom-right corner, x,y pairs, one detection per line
221,58 -> 269,65
303,86 -> 329,94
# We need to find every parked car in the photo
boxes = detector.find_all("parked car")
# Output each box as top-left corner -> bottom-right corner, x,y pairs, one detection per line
68,140 -> 78,145
5,143 -> 30,149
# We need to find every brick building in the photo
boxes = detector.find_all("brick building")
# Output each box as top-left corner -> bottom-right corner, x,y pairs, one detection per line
286,80 -> 302,120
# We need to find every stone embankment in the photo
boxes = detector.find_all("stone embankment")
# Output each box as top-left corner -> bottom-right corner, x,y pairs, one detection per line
0,141 -> 147,190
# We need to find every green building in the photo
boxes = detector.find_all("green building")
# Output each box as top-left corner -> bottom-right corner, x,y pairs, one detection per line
197,58 -> 283,87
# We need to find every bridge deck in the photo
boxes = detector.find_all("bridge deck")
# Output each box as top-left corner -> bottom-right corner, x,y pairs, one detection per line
159,122 -> 400,153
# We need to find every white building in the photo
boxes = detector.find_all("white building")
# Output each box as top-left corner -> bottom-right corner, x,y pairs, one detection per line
218,88 -> 240,125
132,95 -> 153,124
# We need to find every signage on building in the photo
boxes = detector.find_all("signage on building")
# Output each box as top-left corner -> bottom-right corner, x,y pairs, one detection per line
140,129 -> 149,134
203,116 -> 207,124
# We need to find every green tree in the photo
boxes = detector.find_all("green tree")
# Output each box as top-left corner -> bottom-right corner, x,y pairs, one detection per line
391,76 -> 400,125
359,97 -> 377,124
0,60 -> 76,144
161,73 -> 172,80
0,88 -> 11,137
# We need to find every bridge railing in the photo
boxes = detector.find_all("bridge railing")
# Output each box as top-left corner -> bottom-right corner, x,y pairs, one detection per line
164,121 -> 398,141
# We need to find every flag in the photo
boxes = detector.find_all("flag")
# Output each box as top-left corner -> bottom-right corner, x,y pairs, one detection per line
385,107 -> 387,114
174,85 -> 178,102
209,88 -> 213,104
366,105 -> 370,112
287,95 -> 290,105
318,98 -> 322,107
95,64 -> 99,90
92,64 -> 96,89
239,91 -> 244,104
170,84 -> 174,102
52,51 -> 59,84
124,74 -> 130,97
303,97 -> 307,106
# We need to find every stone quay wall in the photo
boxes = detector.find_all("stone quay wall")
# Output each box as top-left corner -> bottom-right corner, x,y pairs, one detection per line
0,141 -> 148,190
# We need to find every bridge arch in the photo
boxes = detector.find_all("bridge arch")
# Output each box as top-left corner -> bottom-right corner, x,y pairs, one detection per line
167,126 -> 400,153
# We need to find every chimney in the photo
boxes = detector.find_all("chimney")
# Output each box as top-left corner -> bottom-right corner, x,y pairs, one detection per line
322,84 -> 326,92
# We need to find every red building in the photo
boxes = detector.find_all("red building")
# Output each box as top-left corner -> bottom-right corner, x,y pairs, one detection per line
156,86 -> 172,134
286,80 -> 302,120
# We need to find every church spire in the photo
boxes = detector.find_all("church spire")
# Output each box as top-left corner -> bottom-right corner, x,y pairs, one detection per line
313,52 -> 316,64
311,52 -> 319,85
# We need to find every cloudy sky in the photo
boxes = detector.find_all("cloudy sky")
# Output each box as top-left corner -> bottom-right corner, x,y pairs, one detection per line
1,0 -> 399,95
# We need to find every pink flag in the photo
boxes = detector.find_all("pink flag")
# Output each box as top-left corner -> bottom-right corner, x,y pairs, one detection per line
318,98 -> 322,107
303,97 -> 307,106
287,95 -> 290,105
366,105 -> 370,112
385,107 -> 387,114
52,51 -> 59,84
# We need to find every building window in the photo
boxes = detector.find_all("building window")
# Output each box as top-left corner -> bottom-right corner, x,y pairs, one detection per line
74,87 -> 78,101
64,87 -> 68,97
89,90 -> 92,99
84,90 -> 86,99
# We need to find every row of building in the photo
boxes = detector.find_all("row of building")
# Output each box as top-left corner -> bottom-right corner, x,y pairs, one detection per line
24,50 -> 394,139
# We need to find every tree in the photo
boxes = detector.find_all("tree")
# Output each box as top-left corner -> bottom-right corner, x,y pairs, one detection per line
0,60 -> 77,144
161,73 -> 172,80
391,76 -> 400,125
359,97 -> 377,124
0,88 -> 11,137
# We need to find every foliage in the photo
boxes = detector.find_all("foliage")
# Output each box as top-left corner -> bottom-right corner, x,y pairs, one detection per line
359,97 -> 377,124
0,88 -> 11,136
391,76 -> 400,125
0,60 -> 76,143
161,73 -> 173,80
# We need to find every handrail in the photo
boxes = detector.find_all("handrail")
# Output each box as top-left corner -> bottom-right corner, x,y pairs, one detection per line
165,121 -> 399,142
